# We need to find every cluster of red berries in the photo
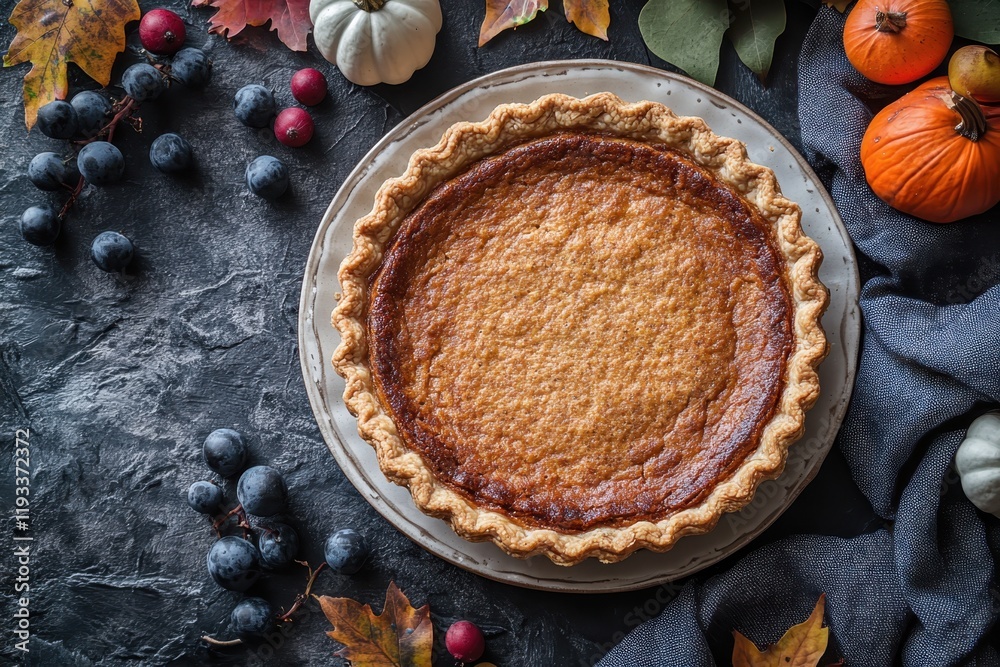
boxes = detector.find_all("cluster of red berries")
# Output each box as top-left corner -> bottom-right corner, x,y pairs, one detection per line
276,69 -> 327,148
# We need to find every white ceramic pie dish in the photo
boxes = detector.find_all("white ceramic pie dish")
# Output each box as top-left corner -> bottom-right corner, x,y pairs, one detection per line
298,60 -> 861,593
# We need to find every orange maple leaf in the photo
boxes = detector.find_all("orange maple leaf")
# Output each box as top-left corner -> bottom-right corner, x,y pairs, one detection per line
191,0 -> 312,52
317,581 -> 432,667
732,594 -> 832,667
479,0 -> 548,46
3,0 -> 140,130
564,0 -> 610,41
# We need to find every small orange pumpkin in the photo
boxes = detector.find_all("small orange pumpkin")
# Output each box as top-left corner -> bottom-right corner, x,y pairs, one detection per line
844,0 -> 953,85
861,77 -> 1000,223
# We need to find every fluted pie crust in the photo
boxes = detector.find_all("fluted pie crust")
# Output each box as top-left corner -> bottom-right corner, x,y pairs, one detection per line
333,93 -> 828,565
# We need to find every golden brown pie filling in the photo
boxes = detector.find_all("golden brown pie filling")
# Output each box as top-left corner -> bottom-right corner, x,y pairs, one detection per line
368,132 -> 793,532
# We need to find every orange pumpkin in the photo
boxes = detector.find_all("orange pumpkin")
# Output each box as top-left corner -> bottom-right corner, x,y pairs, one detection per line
844,0 -> 953,85
861,77 -> 1000,223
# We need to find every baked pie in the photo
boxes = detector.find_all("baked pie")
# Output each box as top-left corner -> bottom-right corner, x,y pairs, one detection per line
333,93 -> 828,565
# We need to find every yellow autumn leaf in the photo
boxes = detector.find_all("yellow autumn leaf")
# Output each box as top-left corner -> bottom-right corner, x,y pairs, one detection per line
564,0 -> 610,40
3,0 -> 140,130
732,594 -> 831,667
317,581 -> 432,667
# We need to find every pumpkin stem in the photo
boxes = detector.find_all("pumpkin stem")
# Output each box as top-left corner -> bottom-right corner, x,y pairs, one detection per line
949,92 -> 988,141
874,8 -> 907,32
352,0 -> 386,10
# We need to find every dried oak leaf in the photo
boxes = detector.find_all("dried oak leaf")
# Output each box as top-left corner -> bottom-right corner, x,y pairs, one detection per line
317,581 -> 432,667
564,0 -> 610,40
479,0 -> 549,46
732,594 -> 832,667
3,0 -> 140,130
191,0 -> 311,52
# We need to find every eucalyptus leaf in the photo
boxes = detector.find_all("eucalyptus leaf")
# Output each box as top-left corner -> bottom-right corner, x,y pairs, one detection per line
639,0 -> 730,86
729,0 -> 786,81
951,0 -> 1000,44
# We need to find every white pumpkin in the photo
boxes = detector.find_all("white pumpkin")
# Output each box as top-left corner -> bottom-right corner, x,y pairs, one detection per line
309,0 -> 443,86
955,411 -> 1000,517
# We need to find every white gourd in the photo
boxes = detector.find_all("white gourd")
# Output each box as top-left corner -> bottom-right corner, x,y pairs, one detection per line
309,0 -> 443,86
955,411 -> 1000,517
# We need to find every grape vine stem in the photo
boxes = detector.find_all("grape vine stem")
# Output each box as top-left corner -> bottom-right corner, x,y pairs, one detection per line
59,97 -> 139,221
212,503 -> 253,540
201,561 -> 327,648
201,636 -> 243,647
58,177 -> 85,220
103,97 -> 137,144
278,561 -> 327,622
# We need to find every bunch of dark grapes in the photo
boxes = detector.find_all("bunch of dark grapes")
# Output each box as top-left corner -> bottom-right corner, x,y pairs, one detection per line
19,7 -> 209,274
188,428 -> 369,646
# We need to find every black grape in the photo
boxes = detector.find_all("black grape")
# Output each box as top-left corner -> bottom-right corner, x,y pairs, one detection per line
20,207 -> 61,246
258,523 -> 299,569
203,429 -> 248,477
236,466 -> 287,517
71,91 -> 112,138
149,133 -> 193,174
90,231 -> 134,272
121,63 -> 165,103
28,152 -> 77,191
171,48 -> 212,88
233,85 -> 275,128
245,156 -> 288,200
36,101 -> 79,139
78,141 -> 125,186
206,536 -> 260,592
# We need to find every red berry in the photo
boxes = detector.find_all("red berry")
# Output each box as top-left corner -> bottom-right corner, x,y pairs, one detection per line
274,107 -> 314,148
290,68 -> 328,106
445,621 -> 485,662
140,9 -> 186,55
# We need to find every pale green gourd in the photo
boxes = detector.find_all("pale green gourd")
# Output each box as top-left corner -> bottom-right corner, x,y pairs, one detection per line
309,0 -> 442,86
955,411 -> 1000,517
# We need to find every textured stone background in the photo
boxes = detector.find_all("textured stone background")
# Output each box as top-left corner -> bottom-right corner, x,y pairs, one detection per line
0,1 -> 877,665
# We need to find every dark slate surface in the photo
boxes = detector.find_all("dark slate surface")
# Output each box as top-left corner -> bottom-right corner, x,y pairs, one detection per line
0,1 -> 877,664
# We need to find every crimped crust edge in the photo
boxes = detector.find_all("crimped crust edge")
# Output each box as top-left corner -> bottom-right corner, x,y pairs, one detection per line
332,93 -> 829,565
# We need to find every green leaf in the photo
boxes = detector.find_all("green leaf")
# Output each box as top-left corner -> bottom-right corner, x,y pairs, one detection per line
639,0 -> 730,86
950,0 -> 1000,44
728,0 -> 787,82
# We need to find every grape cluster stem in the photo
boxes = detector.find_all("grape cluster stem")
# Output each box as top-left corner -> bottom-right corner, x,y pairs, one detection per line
212,503 -> 253,540
278,561 -> 326,622
200,561 -> 328,648
59,97 -> 139,221
201,636 -> 242,647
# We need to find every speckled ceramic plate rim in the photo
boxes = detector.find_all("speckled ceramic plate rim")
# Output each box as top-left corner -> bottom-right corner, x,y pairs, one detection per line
299,60 -> 861,593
